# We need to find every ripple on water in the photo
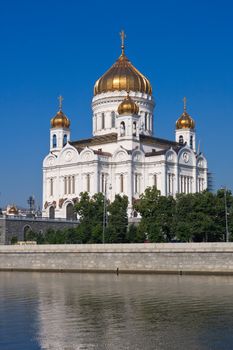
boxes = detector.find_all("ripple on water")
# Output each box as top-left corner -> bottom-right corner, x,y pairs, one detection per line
1,273 -> 233,350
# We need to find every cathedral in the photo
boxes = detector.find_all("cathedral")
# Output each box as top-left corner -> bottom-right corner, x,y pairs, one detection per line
42,32 -> 208,219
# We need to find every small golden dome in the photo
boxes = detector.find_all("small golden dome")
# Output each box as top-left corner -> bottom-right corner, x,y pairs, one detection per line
8,205 -> 19,215
118,93 -> 139,115
50,95 -> 70,129
50,110 -> 70,129
176,97 -> 195,130
94,31 -> 152,96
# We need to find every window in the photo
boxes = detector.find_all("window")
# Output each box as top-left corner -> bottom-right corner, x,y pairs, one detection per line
145,113 -> 148,130
63,134 -> 67,146
52,134 -> 57,148
101,174 -> 105,193
64,176 -> 75,195
180,176 -> 193,193
101,113 -> 105,129
72,176 -> 75,194
68,176 -> 71,194
50,178 -> 53,196
66,203 -> 75,220
49,206 -> 55,219
120,122 -> 125,136
135,174 -> 140,193
87,174 -> 90,192
120,174 -> 124,193
133,122 -> 136,136
179,135 -> 184,144
153,174 -> 157,188
190,135 -> 193,149
111,111 -> 115,128
167,173 -> 174,195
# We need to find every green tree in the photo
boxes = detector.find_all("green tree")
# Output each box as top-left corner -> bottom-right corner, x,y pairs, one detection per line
74,192 -> 105,243
106,195 -> 128,243
134,187 -> 175,242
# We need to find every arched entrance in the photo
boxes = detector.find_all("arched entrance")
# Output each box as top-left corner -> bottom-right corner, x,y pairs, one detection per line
66,203 -> 76,220
49,206 -> 55,219
23,225 -> 32,240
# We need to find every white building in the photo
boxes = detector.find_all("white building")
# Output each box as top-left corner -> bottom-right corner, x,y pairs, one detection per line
42,33 -> 208,219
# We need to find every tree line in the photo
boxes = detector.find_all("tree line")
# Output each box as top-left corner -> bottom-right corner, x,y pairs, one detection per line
24,188 -> 233,244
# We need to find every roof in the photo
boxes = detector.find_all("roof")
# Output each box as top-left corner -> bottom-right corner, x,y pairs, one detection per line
140,134 -> 179,148
70,133 -> 117,149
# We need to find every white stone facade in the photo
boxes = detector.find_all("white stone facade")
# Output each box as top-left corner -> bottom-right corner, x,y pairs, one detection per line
42,63 -> 208,220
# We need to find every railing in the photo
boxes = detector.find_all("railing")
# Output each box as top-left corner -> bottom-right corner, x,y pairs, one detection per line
0,215 -> 79,223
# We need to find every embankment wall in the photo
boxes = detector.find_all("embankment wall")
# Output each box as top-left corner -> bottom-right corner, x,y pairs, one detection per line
1,243 -> 233,275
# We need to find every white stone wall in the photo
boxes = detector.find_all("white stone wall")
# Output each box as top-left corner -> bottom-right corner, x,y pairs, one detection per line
1,243 -> 233,274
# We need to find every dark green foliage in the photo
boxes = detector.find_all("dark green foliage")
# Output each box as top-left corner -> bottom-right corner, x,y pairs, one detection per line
23,188 -> 233,244
11,236 -> 18,244
135,187 -> 233,243
134,187 -> 176,242
105,195 -> 128,243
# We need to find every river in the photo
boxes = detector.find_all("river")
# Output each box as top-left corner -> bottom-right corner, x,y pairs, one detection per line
0,272 -> 233,349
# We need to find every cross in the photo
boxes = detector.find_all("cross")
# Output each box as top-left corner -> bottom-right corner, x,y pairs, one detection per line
58,95 -> 63,111
183,96 -> 187,111
119,30 -> 126,54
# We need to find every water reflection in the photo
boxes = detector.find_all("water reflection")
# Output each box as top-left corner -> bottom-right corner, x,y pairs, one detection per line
1,272 -> 233,349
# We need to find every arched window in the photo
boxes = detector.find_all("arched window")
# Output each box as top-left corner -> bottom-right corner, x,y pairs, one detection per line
52,134 -> 57,148
190,135 -> 193,149
101,113 -> 105,129
133,122 -> 136,136
66,203 -> 76,220
111,111 -> 115,128
179,135 -> 184,144
63,134 -> 67,146
120,174 -> 124,193
120,122 -> 125,136
49,206 -> 55,219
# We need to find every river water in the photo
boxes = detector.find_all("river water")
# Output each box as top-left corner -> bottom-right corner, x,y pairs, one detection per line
1,272 -> 233,350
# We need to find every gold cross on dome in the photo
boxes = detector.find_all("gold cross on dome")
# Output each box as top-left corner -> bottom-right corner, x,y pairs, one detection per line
183,96 -> 187,111
119,30 -> 126,54
58,95 -> 63,111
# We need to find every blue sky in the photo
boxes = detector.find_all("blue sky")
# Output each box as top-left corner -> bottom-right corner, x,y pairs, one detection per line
0,0 -> 232,208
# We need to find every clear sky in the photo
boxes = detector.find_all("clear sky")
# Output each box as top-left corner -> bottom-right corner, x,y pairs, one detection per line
0,0 -> 233,209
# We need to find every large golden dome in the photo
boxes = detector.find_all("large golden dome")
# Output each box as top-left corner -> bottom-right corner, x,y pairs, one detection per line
176,97 -> 195,130
118,92 -> 139,115
94,32 -> 152,96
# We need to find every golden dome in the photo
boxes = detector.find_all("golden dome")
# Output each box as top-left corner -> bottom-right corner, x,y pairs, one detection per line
50,96 -> 70,129
94,31 -> 152,96
118,92 -> 139,115
51,110 -> 70,129
8,205 -> 19,215
176,97 -> 195,130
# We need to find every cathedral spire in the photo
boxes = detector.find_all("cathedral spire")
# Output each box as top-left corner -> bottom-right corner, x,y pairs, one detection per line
120,30 -> 126,56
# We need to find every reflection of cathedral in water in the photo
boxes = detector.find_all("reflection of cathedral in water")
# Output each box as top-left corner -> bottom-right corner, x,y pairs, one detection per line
42,31 -> 208,219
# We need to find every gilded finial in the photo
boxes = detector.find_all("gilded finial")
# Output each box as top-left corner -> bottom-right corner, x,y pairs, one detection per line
119,30 -> 126,55
58,95 -> 63,111
183,96 -> 187,112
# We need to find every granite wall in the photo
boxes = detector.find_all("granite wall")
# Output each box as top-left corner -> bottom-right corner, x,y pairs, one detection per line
0,217 -> 79,244
1,243 -> 233,274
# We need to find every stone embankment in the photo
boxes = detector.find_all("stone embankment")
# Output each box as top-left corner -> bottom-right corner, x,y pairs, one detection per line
1,243 -> 233,275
